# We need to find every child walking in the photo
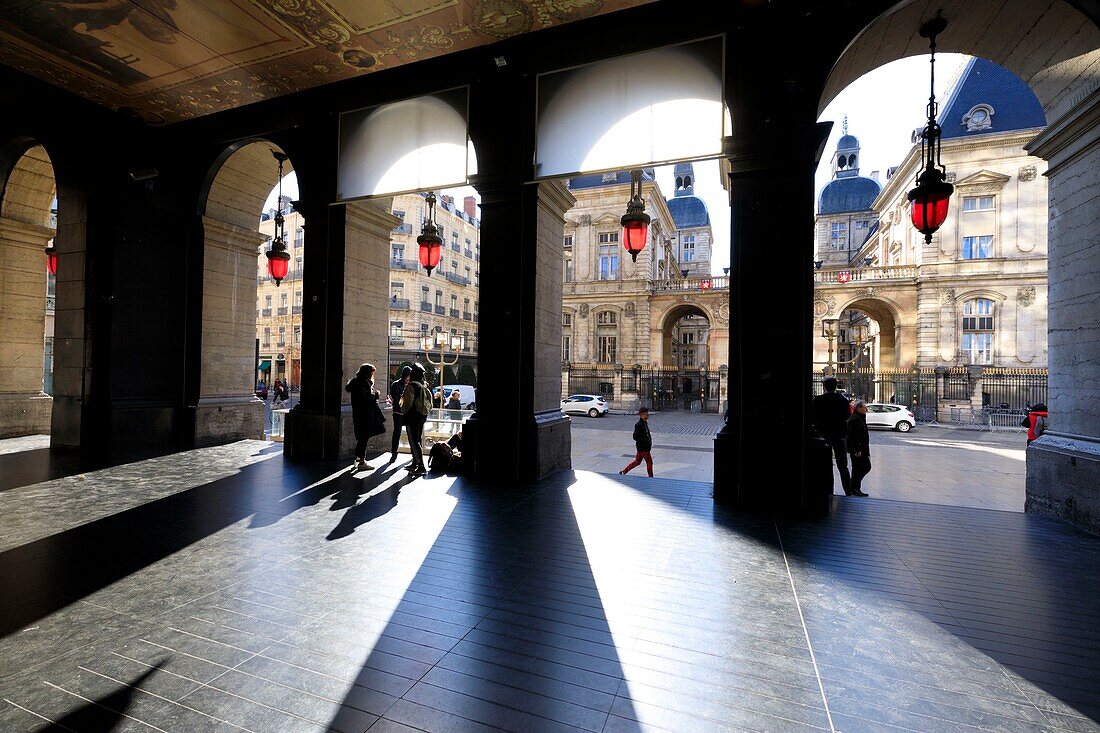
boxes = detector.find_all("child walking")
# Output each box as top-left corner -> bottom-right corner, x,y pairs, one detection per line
620,407 -> 654,477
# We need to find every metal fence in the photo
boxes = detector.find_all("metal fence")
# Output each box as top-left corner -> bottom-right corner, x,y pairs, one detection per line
565,365 -> 724,413
812,366 -> 1047,429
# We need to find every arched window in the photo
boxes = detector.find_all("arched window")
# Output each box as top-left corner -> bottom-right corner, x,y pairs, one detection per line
596,311 -> 617,363
961,298 -> 994,364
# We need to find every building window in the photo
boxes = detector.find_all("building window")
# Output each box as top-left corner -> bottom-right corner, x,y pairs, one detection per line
598,245 -> 619,280
682,234 -> 695,262
563,251 -> 574,282
393,210 -> 405,221
597,310 -> 617,325
682,331 -> 695,344
563,235 -> 573,248
961,298 -> 994,365
392,243 -> 404,261
420,323 -> 428,334
962,235 -> 993,260
293,325 -> 301,344
294,228 -> 304,248
597,336 -> 617,363
451,294 -> 458,310
263,327 -> 270,346
562,312 -> 572,327
265,294 -> 272,308
280,292 -> 288,307
598,232 -> 619,244
962,195 -> 994,211
390,321 -> 402,338
451,260 -> 458,276
295,291 -> 303,307
391,282 -> 403,299
278,326 -> 286,345
435,290 -> 443,307
451,232 -> 460,251
562,335 -> 572,362
683,348 -> 695,367
465,265 -> 471,282
829,221 -> 848,250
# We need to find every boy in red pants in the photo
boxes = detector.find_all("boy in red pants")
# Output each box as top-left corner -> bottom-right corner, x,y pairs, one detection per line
620,407 -> 653,477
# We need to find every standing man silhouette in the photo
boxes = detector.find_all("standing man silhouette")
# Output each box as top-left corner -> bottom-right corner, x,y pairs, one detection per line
812,377 -> 854,496
388,365 -> 411,463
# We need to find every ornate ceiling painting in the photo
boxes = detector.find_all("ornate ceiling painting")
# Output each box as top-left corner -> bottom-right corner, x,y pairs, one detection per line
0,0 -> 653,125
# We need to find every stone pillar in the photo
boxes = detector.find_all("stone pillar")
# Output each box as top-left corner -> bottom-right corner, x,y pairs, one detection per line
49,192 -> 89,449
1025,90 -> 1100,532
284,200 -> 396,460
713,122 -> 832,512
194,216 -> 266,445
337,200 -> 396,457
0,216 -> 53,437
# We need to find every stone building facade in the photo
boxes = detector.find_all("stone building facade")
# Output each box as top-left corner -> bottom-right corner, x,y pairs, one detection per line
561,165 -> 730,411
813,59 -> 1049,386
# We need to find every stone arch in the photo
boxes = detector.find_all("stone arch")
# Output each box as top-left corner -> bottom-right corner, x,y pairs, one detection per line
193,140 -> 298,446
818,0 -> 1100,124
656,302 -> 715,369
0,140 -> 60,439
834,295 -> 907,369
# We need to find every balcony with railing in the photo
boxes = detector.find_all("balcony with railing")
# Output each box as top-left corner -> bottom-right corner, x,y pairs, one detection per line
449,308 -> 460,318
390,298 -> 411,310
444,271 -> 469,286
292,305 -> 303,315
648,275 -> 730,292
420,301 -> 432,312
464,249 -> 473,258
261,308 -> 272,316
813,265 -> 917,285
389,336 -> 404,345
391,258 -> 418,271
392,222 -> 413,234
434,304 -> 446,315
277,307 -> 288,316
462,311 -> 472,321
451,243 -> 461,253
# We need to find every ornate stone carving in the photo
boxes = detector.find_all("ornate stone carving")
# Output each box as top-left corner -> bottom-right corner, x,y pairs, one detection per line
1019,166 -> 1037,182
625,301 -> 635,317
859,287 -> 877,298
1017,285 -> 1036,307
940,289 -> 955,306
945,172 -> 957,183
579,303 -> 589,317
813,300 -> 828,317
578,214 -> 591,226
717,303 -> 730,322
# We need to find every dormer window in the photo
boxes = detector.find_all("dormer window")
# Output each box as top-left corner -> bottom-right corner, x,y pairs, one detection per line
963,104 -> 994,132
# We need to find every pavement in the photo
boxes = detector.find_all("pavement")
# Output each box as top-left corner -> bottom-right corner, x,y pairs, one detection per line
569,411 -> 1027,512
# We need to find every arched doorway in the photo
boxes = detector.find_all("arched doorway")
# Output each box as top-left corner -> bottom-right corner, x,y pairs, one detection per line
197,140 -> 298,446
0,142 -> 60,442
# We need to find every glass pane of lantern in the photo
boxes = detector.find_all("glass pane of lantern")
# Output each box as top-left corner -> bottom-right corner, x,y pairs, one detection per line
536,37 -> 726,178
338,87 -> 470,200
268,257 -> 289,281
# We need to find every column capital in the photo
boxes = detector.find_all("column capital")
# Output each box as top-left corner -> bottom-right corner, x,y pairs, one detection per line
536,180 -> 576,220
722,122 -> 832,179
0,216 -> 55,250
201,216 -> 268,255
1026,86 -> 1100,175
344,199 -> 399,237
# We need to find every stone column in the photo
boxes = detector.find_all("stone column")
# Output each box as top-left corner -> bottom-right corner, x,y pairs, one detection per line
0,216 -> 54,437
284,200 -> 396,460
713,123 -> 832,512
337,200 -> 396,457
194,216 -> 266,445
1025,90 -> 1100,532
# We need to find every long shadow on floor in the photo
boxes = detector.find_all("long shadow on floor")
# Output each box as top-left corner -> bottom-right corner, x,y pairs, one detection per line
323,472 -> 643,732
29,662 -> 163,732
0,449 -> 358,640
614,472 -> 1100,726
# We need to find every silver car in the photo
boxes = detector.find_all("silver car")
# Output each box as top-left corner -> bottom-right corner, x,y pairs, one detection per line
560,394 -> 609,418
865,403 -> 916,432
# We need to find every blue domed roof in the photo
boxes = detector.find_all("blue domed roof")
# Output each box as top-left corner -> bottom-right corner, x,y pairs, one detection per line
818,176 -> 880,215
837,134 -> 859,149
667,195 -> 710,228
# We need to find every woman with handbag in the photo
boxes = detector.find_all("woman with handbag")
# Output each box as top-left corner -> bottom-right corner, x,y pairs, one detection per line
399,363 -> 431,476
346,363 -> 386,472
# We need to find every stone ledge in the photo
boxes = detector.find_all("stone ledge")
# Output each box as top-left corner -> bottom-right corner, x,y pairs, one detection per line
195,396 -> 264,447
1026,433 -> 1100,535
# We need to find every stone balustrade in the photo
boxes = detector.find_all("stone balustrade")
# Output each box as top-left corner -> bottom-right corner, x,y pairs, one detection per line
814,265 -> 917,284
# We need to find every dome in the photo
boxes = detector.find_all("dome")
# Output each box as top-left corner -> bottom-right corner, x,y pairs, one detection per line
667,195 -> 710,228
818,176 -> 880,215
837,134 -> 859,149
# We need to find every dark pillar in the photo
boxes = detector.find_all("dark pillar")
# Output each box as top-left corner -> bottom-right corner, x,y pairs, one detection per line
284,200 -> 347,461
713,122 -> 832,513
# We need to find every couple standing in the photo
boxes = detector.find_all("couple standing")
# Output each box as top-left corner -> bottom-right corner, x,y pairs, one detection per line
812,377 -> 871,497
345,363 -> 432,476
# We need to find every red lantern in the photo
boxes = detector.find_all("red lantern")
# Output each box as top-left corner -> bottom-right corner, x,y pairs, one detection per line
266,250 -> 290,282
620,169 -> 651,263
908,175 -> 953,239
45,244 -> 57,275
418,192 -> 443,276
907,14 -> 953,244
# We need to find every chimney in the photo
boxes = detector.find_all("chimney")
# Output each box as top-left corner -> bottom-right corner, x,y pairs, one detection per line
441,194 -> 454,208
463,196 -> 477,221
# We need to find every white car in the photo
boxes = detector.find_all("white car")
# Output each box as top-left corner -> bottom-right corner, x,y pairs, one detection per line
440,385 -> 476,409
561,394 -> 609,418
865,403 -> 916,432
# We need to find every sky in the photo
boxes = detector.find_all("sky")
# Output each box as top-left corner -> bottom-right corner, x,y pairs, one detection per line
263,53 -> 971,276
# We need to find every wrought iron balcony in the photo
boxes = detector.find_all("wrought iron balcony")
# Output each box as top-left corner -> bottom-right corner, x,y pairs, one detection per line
392,223 -> 413,234
391,259 -> 417,271
462,311 -> 472,321
420,301 -> 432,312
444,271 -> 469,286
261,308 -> 272,316
434,305 -> 446,315
277,307 -> 288,316
389,298 -> 411,310
464,249 -> 473,258
389,336 -> 404,345
292,305 -> 303,315
449,308 -> 460,318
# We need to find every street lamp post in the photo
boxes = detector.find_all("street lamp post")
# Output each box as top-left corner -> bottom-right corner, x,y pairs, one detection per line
821,318 -> 839,376
420,330 -> 465,407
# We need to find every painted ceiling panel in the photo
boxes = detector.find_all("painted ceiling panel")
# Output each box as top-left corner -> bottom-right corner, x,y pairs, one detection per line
0,0 -> 653,125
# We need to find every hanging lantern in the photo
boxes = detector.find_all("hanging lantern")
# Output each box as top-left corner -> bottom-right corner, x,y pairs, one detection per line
418,192 -> 443,276
907,14 -> 954,244
265,151 -> 291,286
620,169 -> 651,263
45,242 -> 57,275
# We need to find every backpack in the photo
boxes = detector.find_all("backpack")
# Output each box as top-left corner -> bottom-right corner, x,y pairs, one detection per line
428,442 -> 452,472
416,383 -> 433,416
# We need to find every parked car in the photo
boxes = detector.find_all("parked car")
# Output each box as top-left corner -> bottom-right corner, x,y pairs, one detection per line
865,403 -> 916,432
440,385 -> 477,409
255,382 -> 268,400
561,394 -> 609,417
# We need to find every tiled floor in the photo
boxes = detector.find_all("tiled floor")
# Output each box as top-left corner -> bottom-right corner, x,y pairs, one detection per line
0,442 -> 1098,732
